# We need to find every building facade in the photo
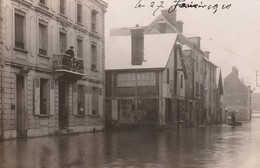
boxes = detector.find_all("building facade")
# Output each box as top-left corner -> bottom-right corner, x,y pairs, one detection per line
0,0 -> 107,140
107,10 -> 219,127
105,30 -> 187,128
224,66 -> 252,121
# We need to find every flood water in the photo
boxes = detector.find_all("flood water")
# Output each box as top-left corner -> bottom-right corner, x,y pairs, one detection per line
1,118 -> 260,168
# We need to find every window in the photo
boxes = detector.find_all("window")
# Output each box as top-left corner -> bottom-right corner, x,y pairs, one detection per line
78,85 -> 85,115
196,82 -> 199,97
59,31 -> 67,53
91,44 -> 97,70
40,79 -> 49,115
60,0 -> 65,15
200,59 -> 204,75
39,22 -> 48,55
15,13 -> 25,49
167,69 -> 169,84
77,38 -> 83,58
77,3 -> 82,23
39,0 -> 46,5
91,10 -> 97,30
92,87 -> 98,115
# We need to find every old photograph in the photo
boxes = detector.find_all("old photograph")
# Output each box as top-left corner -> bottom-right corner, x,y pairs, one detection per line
0,0 -> 260,167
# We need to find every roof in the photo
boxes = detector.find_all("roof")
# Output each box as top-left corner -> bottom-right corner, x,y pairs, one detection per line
105,33 -> 178,70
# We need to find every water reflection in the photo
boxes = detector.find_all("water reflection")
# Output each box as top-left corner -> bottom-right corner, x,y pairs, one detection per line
0,119 -> 260,168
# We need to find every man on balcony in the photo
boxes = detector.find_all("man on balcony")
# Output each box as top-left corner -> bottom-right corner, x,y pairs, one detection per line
65,46 -> 75,57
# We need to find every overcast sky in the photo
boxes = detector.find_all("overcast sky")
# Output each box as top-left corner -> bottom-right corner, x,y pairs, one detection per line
104,0 -> 260,92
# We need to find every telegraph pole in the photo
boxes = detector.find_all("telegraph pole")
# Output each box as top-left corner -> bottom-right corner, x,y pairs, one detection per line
256,71 -> 260,87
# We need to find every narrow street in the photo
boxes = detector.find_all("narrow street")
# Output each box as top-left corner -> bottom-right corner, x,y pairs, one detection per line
0,118 -> 260,168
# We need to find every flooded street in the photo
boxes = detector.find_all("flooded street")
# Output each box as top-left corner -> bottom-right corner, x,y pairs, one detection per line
1,119 -> 260,168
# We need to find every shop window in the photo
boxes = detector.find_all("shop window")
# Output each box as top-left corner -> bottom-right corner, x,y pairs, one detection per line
15,13 -> 25,49
60,0 -> 65,15
77,3 -> 82,23
92,87 -> 98,115
78,85 -> 85,115
59,31 -> 67,53
91,44 -> 97,70
39,22 -> 48,56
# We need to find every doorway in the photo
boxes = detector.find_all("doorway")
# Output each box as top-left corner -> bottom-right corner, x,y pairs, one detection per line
59,82 -> 69,129
16,76 -> 26,137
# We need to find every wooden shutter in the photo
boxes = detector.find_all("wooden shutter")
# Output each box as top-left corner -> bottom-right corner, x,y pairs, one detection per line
89,87 -> 92,115
98,88 -> 103,116
72,83 -> 78,115
34,78 -> 40,115
84,86 -> 89,115
49,79 -> 55,115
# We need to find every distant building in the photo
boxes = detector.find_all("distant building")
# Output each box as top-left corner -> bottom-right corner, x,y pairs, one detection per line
224,66 -> 252,121
0,0 -> 107,140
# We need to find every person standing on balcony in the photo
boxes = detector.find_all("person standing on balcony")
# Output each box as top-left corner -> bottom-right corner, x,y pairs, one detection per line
65,46 -> 75,57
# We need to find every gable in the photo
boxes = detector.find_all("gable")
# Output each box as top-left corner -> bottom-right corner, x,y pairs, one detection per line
224,73 -> 248,94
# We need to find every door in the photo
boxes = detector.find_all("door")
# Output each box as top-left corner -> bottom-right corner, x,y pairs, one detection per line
17,76 -> 26,137
59,82 -> 69,129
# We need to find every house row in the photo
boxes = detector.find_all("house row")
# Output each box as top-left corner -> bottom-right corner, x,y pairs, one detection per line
0,0 -> 107,140
105,10 -> 222,128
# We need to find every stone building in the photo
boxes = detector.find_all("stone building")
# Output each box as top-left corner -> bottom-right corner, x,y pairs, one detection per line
0,0 -> 107,140
224,66 -> 252,121
107,10 -> 219,127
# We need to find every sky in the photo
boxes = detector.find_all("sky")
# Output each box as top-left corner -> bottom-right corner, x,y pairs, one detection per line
104,0 -> 260,92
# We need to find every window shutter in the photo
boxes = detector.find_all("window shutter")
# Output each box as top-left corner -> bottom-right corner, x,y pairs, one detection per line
72,83 -> 78,115
98,88 -> 103,116
49,79 -> 55,115
89,87 -> 92,115
84,86 -> 89,115
34,78 -> 40,115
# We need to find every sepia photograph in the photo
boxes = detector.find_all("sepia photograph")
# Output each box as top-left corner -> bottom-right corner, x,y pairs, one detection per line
0,0 -> 260,167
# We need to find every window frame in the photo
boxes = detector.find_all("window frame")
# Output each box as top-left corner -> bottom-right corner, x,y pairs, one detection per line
91,43 -> 97,70
14,11 -> 26,50
76,3 -> 82,24
91,10 -> 97,31
38,20 -> 48,56
60,0 -> 66,15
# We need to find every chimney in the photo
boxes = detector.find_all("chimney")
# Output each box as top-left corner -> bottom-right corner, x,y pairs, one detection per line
176,21 -> 183,33
130,25 -> 144,65
204,51 -> 210,59
187,37 -> 201,49
232,66 -> 238,76
157,21 -> 167,33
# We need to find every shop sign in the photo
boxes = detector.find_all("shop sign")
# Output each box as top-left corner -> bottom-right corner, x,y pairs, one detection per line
117,72 -> 156,87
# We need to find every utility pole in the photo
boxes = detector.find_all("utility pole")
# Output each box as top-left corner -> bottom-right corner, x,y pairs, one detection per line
256,71 -> 260,87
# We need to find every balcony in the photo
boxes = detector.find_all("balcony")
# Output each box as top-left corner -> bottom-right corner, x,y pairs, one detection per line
53,54 -> 84,82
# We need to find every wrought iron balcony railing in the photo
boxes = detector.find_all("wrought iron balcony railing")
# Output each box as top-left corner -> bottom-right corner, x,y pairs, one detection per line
53,54 -> 84,74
